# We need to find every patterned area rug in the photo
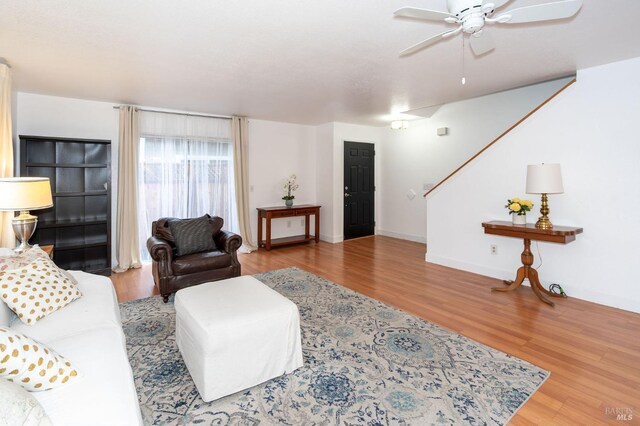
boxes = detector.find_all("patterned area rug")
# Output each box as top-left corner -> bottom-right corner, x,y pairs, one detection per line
120,267 -> 548,425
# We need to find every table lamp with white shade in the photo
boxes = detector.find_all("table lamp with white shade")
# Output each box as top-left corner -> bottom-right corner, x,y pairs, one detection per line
0,177 -> 53,252
526,163 -> 564,230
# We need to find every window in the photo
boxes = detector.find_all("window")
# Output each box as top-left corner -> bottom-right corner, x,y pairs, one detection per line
137,112 -> 237,261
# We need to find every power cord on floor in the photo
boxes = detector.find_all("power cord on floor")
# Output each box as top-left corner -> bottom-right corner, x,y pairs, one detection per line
549,283 -> 567,297
535,242 -> 568,297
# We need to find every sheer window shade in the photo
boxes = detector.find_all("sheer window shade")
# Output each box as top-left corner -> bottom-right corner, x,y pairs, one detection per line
137,112 -> 237,261
139,111 -> 232,140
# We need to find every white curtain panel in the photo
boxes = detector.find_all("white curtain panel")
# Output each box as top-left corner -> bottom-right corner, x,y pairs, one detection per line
137,112 -> 238,261
0,64 -> 14,248
114,106 -> 142,272
232,117 -> 256,252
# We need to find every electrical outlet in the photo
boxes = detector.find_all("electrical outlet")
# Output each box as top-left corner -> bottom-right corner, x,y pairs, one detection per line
490,244 -> 498,255
287,220 -> 291,228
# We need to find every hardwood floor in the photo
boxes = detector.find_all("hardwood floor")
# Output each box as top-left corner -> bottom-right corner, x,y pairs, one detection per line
111,236 -> 640,425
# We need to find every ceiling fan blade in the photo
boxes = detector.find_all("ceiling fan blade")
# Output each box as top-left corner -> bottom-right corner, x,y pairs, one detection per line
469,30 -> 495,56
400,28 -> 462,56
394,7 -> 454,21
496,0 -> 583,24
488,0 -> 512,10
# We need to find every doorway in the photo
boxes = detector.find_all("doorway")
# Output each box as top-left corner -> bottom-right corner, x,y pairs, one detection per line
343,141 -> 375,240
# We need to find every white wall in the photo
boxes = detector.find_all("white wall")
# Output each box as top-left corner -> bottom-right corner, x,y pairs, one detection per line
12,75 -> 586,274
13,93 -> 320,261
15,92 -> 120,263
315,123 -> 335,242
247,119 -> 317,244
378,78 -> 572,244
426,56 -> 640,313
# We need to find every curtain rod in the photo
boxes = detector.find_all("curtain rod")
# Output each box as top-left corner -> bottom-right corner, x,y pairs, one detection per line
112,105 -> 232,120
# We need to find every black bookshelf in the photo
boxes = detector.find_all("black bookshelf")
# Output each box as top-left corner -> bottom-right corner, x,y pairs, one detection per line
19,135 -> 112,276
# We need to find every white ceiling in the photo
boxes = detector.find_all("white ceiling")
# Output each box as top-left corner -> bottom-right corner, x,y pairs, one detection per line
2,0 -> 639,126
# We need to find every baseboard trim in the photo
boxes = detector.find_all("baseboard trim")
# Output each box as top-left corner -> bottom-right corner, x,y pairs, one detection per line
426,254 -> 514,281
425,253 -> 640,313
320,234 -> 343,244
377,229 -> 426,244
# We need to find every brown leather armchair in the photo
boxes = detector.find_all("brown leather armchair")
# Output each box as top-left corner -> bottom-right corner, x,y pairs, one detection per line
147,216 -> 242,302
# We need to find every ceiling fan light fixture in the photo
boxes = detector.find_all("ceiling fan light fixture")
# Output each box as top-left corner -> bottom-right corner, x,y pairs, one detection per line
391,120 -> 409,130
395,0 -> 583,56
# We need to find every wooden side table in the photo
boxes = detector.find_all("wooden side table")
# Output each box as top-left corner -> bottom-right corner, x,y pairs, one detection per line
482,221 -> 583,306
257,205 -> 320,250
41,245 -> 54,259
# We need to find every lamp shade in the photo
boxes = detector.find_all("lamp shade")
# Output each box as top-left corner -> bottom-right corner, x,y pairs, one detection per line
526,164 -> 564,194
0,177 -> 53,211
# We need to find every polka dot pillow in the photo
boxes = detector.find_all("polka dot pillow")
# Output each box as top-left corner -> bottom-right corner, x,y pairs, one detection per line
0,327 -> 80,391
0,257 -> 82,325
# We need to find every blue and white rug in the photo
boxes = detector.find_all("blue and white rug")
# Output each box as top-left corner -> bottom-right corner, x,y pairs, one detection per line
120,267 -> 548,425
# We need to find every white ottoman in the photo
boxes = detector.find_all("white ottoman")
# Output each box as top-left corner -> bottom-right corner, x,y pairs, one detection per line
174,276 -> 303,402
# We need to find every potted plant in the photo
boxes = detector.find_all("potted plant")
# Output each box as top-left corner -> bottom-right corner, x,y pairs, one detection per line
282,174 -> 299,207
505,197 -> 533,225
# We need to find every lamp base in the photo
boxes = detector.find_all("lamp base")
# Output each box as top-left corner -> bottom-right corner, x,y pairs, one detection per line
535,216 -> 553,230
534,193 -> 553,230
12,211 -> 38,253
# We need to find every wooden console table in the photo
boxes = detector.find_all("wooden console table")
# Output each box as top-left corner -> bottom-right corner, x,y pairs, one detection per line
257,205 -> 321,250
482,221 -> 583,306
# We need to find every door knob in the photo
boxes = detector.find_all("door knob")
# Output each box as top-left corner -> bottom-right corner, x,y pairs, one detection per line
344,193 -> 351,198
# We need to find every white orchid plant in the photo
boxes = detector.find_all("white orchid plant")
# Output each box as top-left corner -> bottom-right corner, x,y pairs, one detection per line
282,174 -> 299,201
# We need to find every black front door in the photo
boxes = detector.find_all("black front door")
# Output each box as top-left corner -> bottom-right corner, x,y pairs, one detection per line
343,141 -> 375,240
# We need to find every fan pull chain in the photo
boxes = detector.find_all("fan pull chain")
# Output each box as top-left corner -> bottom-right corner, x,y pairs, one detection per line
461,35 -> 466,85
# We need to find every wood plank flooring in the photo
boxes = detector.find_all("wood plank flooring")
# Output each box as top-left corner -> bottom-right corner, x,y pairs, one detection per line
111,236 -> 640,425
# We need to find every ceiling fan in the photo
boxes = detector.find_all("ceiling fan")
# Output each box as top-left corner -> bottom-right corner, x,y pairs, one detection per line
395,0 -> 583,56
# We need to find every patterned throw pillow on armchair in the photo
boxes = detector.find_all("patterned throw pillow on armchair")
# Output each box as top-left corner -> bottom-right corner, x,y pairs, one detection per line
168,215 -> 217,256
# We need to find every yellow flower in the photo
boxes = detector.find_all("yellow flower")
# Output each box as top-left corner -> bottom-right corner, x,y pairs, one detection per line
512,197 -> 521,203
510,203 -> 521,212
522,200 -> 533,208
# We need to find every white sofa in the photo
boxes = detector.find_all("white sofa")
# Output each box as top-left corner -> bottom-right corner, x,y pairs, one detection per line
0,270 -> 142,425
